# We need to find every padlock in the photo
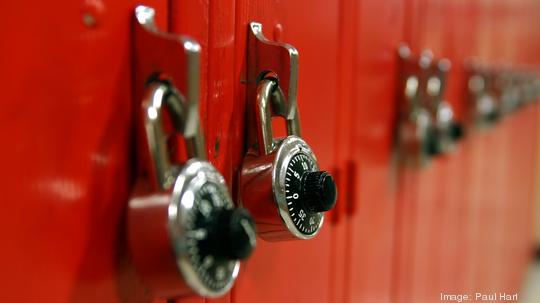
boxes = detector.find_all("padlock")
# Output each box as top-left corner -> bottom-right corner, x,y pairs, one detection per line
466,64 -> 500,128
521,72 -> 539,104
497,71 -> 520,114
423,54 -> 463,153
396,45 -> 439,167
239,22 -> 337,241
127,5 -> 256,298
239,73 -> 337,240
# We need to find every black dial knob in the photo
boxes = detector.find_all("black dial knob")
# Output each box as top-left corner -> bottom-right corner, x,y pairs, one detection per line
425,126 -> 441,156
450,122 -> 464,140
213,208 -> 257,260
301,171 -> 337,213
186,181 -> 244,292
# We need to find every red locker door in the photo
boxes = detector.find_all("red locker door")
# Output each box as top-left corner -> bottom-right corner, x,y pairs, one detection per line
403,1 -> 473,301
0,0 -> 170,302
229,1 -> 341,302
394,0 -> 487,301
346,0 -> 405,302
392,0 -> 434,301
0,1 -> 238,302
330,0 -> 356,302
168,2 -> 234,303
430,2 -> 478,296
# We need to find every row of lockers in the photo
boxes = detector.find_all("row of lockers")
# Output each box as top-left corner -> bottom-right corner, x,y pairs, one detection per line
2,0 -> 540,302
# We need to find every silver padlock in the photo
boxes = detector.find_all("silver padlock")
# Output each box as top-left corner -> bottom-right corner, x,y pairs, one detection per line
127,5 -> 256,298
239,22 -> 337,241
466,63 -> 500,128
396,45 -> 438,167
423,53 -> 462,153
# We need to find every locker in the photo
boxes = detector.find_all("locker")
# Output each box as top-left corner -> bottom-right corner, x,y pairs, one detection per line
0,0 -> 167,301
169,2 -> 236,302
347,0 -> 405,302
400,1 -> 466,301
229,1 -> 341,302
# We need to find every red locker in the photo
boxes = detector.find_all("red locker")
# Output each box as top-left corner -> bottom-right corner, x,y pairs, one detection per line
0,0 -> 168,301
229,1 -> 341,302
347,1 -> 404,302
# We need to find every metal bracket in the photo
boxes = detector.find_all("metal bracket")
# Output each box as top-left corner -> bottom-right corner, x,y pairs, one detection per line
396,45 -> 440,167
133,5 -> 204,157
247,22 -> 299,121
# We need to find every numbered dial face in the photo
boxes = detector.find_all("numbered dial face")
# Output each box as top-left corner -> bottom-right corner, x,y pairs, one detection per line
183,181 -> 238,294
285,153 -> 323,235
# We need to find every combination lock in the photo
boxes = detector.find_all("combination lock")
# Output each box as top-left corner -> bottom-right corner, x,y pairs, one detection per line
422,52 -> 463,153
397,45 -> 438,167
127,6 -> 255,298
396,45 -> 463,166
466,63 -> 501,128
239,23 -> 337,241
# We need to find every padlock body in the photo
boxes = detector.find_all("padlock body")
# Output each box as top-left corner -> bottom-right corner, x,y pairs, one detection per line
127,185 -> 193,298
240,136 -> 323,241
470,93 -> 500,128
240,149 -> 289,240
399,109 -> 433,167
128,160 -> 241,298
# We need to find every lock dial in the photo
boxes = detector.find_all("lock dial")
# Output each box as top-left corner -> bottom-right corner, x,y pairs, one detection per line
241,23 -> 338,240
273,136 -> 337,239
171,160 -> 256,297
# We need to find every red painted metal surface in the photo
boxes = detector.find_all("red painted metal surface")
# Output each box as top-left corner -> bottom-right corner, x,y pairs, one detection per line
0,0 -> 168,302
403,1 -> 464,301
348,1 -> 404,302
2,0 -> 540,302
393,1 -> 540,303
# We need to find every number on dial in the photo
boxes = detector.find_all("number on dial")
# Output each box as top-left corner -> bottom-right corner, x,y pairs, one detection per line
285,153 -> 322,235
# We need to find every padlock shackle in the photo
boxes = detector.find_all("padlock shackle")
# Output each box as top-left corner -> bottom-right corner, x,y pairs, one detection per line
248,22 -> 299,121
143,82 -> 206,190
134,5 -> 205,190
256,77 -> 301,155
166,89 -> 206,160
